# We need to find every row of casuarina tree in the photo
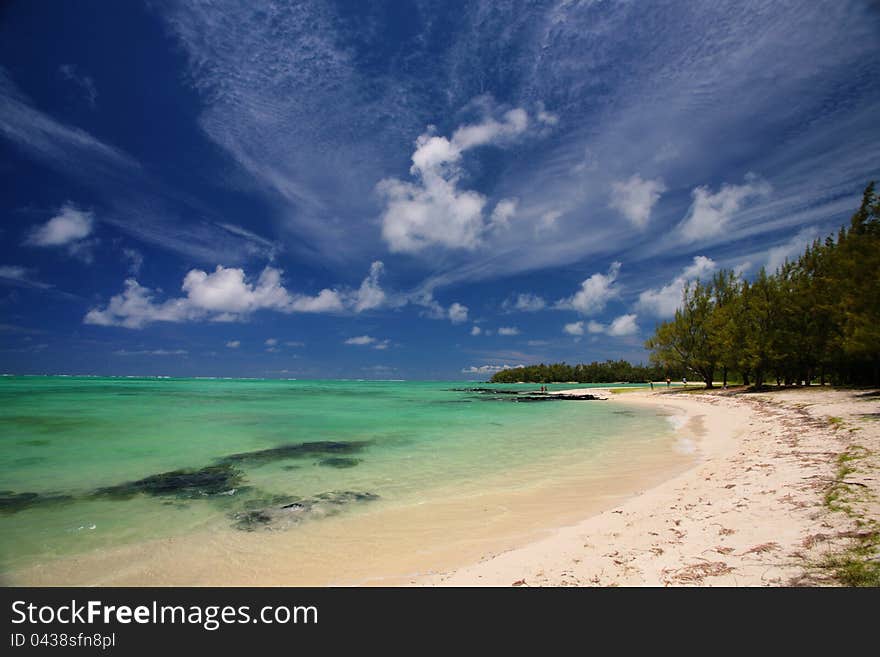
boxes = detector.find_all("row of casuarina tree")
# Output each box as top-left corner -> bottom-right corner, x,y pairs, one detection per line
491,182 -> 879,389
646,182 -> 880,388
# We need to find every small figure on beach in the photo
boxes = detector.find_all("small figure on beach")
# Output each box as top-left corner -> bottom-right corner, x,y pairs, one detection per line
650,381 -> 654,390
682,376 -> 687,386
665,377 -> 671,388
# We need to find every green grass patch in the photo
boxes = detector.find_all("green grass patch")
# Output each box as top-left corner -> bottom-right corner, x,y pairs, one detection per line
822,530 -> 880,587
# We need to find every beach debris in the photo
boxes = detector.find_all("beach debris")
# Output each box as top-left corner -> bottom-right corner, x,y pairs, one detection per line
217,440 -> 370,466
741,541 -> 779,555
666,561 -> 733,584
92,464 -> 245,500
230,490 -> 380,531
0,490 -> 74,514
317,457 -> 362,468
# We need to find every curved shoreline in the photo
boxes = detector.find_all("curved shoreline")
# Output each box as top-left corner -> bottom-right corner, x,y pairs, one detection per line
417,387 -> 879,586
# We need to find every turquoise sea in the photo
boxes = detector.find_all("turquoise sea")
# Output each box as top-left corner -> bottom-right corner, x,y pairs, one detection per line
0,376 -> 684,584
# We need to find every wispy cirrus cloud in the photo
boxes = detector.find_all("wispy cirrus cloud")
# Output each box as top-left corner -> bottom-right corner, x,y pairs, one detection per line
0,67 -> 280,266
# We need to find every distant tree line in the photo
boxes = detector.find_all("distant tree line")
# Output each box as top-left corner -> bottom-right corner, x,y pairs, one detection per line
489,360 -> 681,384
645,182 -> 880,388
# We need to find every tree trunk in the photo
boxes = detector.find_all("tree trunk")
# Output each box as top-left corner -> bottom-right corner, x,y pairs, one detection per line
743,371 -> 750,387
722,367 -> 728,388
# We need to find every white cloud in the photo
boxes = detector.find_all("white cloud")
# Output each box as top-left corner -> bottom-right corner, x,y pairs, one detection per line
0,265 -> 54,291
470,325 -> 482,336
448,302 -> 469,324
557,262 -> 621,314
226,340 -> 240,348
563,321 -> 584,336
678,174 -> 772,242
349,261 -> 387,312
765,227 -> 817,273
536,102 -> 559,126
25,204 -> 94,247
265,338 -> 278,346
59,64 -> 97,108
636,256 -> 716,318
572,314 -> 639,337
497,326 -> 520,336
490,198 -> 518,228
609,174 -> 665,228
84,279 -> 193,328
504,293 -> 546,312
288,288 -> 344,313
284,341 -> 305,347
122,248 -> 143,275
378,109 -> 530,253
606,313 -> 639,336
461,364 -> 513,374
114,349 -> 187,356
344,335 -> 376,346
84,261 -> 395,328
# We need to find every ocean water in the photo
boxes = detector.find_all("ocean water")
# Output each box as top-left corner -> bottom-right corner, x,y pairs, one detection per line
0,377 -> 683,583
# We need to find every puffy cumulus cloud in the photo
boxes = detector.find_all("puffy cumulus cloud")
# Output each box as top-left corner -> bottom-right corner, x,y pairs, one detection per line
345,335 -> 376,345
181,266 -> 291,315
557,262 -> 621,315
226,340 -> 240,348
570,315 -> 639,337
609,175 -> 666,228
497,326 -> 520,336
288,288 -> 344,313
344,335 -> 390,350
503,293 -> 545,312
25,203 -> 97,261
637,256 -> 716,318
678,174 -> 772,242
448,302 -> 469,324
470,325 -> 482,336
26,204 -> 94,246
461,364 -> 513,374
413,291 -> 470,324
83,279 -> 193,329
563,321 -> 584,336
84,261 -> 394,329
378,109 -> 530,253
606,314 -> 639,336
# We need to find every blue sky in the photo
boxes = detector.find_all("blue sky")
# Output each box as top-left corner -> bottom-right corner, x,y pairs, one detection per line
2,1 -> 879,379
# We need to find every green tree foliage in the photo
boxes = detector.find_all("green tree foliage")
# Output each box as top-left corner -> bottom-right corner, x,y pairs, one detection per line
645,182 -> 880,387
489,360 -> 680,384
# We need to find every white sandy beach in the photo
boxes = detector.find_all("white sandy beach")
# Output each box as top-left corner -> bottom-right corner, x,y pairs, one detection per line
418,386 -> 880,586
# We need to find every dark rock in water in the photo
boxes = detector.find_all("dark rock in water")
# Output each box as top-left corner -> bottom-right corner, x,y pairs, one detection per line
93,464 -> 244,500
281,465 -> 301,471
241,493 -> 301,510
317,457 -> 361,468
218,441 -> 369,466
509,393 -> 604,402
0,490 -> 74,514
450,387 -> 529,395
230,490 -> 379,531
233,509 -> 274,531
